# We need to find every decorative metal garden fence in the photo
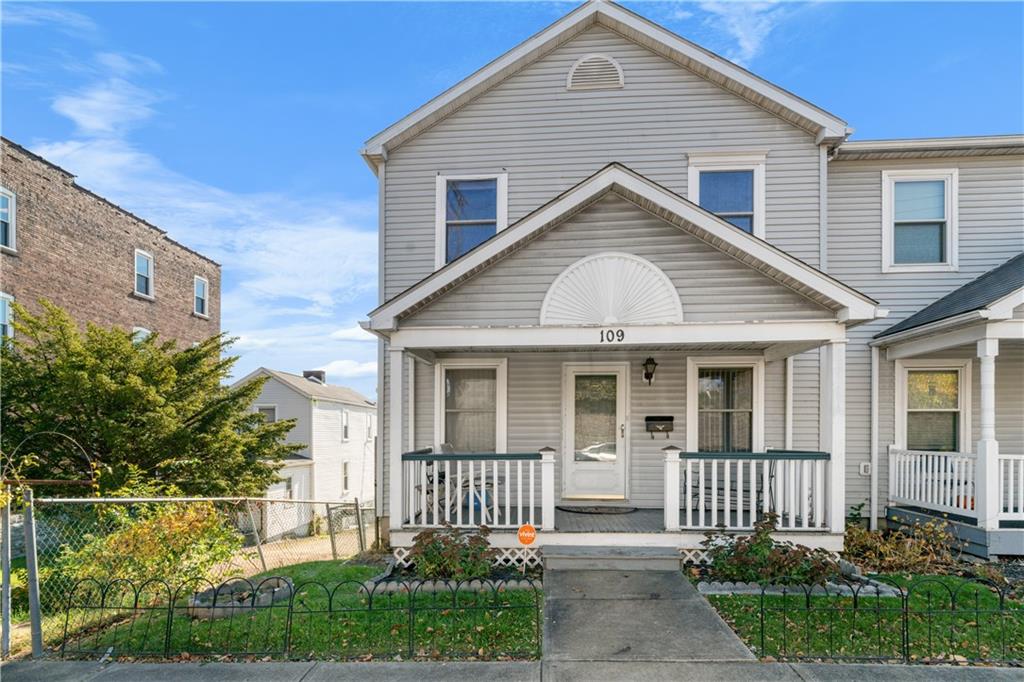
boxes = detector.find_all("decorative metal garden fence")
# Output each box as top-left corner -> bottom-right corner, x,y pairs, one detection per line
58,576 -> 542,661
748,576 -> 1023,665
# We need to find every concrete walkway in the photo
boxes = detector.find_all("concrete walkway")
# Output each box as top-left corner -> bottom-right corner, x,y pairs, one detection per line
543,569 -> 754,662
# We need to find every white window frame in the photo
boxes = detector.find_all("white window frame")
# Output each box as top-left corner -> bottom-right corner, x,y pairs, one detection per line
894,358 -> 972,453
255,404 -> 278,423
366,413 -> 374,441
1,292 -> 13,339
434,173 -> 508,269
686,356 -> 765,453
342,409 -> 350,442
434,357 -> 508,452
193,275 -> 209,318
284,475 -> 294,499
1,186 -> 16,253
342,461 -> 350,494
134,249 -> 155,299
686,151 -> 767,239
881,168 -> 959,273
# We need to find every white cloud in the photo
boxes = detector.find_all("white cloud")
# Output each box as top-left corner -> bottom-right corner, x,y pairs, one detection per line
52,78 -> 160,135
96,52 -> 163,76
697,1 -> 788,65
330,325 -> 376,342
2,6 -> 98,37
320,359 -> 378,379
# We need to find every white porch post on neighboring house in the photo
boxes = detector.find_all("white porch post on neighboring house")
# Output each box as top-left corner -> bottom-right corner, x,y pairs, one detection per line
539,447 -> 556,531
821,340 -> 847,533
388,347 -> 405,530
976,338 -> 1000,530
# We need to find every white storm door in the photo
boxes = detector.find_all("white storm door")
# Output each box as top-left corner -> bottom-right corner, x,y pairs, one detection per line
562,363 -> 628,499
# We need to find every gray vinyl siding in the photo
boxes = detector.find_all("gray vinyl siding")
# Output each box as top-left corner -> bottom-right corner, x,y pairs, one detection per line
828,155 -> 1024,512
399,351 -> 796,508
254,378 -> 312,458
403,194 -> 831,327
382,25 -> 823,300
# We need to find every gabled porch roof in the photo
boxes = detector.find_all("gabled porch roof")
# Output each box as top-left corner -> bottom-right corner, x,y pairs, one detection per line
366,163 -> 883,333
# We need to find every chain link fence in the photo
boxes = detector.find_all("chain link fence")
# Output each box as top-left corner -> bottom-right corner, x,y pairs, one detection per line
1,492 -> 377,658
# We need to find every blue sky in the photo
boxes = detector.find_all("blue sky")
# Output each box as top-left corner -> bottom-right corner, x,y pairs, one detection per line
3,1 -> 1022,399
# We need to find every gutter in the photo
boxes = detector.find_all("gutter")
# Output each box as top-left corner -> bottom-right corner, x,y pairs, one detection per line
870,310 -> 991,347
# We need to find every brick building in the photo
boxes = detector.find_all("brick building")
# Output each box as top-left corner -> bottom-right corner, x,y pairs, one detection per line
0,137 -> 220,345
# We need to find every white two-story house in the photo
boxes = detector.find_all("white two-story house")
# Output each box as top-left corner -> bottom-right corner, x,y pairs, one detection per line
361,1 -> 1023,562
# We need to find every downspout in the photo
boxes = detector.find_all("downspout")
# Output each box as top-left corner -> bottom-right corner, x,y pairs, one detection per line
818,144 -> 829,271
869,345 -> 879,530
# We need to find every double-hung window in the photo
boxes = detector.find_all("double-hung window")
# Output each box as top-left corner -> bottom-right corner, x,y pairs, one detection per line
0,293 -> 13,339
435,359 -> 507,453
687,152 -> 766,237
896,360 -> 970,452
882,169 -> 958,272
686,357 -> 764,453
1,187 -> 15,252
257,405 -> 277,423
435,174 -> 507,267
194,276 -> 209,317
342,462 -> 350,493
134,249 -> 154,298
342,410 -> 350,441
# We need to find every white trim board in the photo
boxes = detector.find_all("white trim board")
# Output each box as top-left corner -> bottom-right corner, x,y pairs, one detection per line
368,164 -> 881,331
360,1 -> 847,167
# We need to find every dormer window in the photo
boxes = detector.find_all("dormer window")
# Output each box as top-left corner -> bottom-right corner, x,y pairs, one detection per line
687,151 -> 766,238
435,173 -> 508,267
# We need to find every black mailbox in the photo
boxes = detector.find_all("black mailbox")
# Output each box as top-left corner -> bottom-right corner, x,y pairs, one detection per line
645,415 -> 674,438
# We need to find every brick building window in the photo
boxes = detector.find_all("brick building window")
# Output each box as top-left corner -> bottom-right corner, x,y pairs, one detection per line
0,187 -> 15,251
194,276 -> 209,317
1,293 -> 13,338
134,250 -> 154,298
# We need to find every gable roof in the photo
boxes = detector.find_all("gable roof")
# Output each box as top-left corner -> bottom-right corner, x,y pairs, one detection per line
360,1 -> 848,170
236,368 -> 375,407
367,163 -> 882,331
875,254 -> 1024,339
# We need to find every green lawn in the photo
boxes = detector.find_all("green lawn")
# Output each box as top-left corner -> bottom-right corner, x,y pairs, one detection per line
59,560 -> 542,661
709,574 -> 1023,664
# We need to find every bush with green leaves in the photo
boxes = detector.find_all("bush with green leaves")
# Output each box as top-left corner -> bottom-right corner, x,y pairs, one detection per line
702,513 -> 841,585
408,524 -> 496,580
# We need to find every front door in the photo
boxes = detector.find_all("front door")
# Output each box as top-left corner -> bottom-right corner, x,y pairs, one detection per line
562,363 -> 628,499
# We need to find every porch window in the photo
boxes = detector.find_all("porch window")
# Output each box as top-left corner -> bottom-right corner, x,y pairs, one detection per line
697,367 -> 754,452
435,174 -> 508,267
882,169 -> 958,272
444,368 -> 498,452
686,151 -> 766,238
905,369 -> 961,452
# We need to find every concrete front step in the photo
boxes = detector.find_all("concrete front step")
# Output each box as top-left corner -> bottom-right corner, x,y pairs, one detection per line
542,545 -> 681,571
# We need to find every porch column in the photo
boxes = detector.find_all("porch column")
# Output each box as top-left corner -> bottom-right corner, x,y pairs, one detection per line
388,347 -> 405,531
663,445 -> 682,531
821,340 -> 847,533
976,339 -> 1000,530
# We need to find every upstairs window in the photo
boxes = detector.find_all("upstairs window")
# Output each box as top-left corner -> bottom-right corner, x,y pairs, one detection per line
687,151 -> 766,238
342,410 -> 350,441
134,249 -> 154,298
1,187 -> 15,251
882,169 -> 958,272
257,405 -> 277,423
194,276 -> 209,317
435,174 -> 507,267
1,293 -> 13,339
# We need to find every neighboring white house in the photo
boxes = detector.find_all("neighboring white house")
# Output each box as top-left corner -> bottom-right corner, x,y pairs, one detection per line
361,0 -> 1023,560
235,368 -> 376,506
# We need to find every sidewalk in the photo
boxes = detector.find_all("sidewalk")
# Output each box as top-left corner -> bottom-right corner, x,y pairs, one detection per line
4,659 -> 1022,681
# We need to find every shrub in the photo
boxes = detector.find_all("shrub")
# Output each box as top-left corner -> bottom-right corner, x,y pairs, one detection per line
408,524 -> 495,580
55,501 -> 243,587
702,513 -> 841,584
842,518 -> 960,574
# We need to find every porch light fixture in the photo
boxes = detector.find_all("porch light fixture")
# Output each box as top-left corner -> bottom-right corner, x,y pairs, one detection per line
642,357 -> 658,385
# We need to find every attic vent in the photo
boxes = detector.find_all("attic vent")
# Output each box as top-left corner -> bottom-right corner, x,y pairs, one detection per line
566,54 -> 624,91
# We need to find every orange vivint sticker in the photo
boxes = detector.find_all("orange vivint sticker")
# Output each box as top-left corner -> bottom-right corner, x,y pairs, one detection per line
517,523 -> 537,546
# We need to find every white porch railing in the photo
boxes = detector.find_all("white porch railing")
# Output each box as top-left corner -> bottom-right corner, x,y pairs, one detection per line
400,448 -> 555,530
664,450 -> 830,531
998,454 -> 1024,522
888,448 -> 977,517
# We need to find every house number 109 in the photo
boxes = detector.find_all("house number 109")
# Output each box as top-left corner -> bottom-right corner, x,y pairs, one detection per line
600,329 -> 625,343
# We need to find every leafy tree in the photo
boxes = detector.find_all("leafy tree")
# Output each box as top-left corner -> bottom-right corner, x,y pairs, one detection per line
1,300 -> 301,495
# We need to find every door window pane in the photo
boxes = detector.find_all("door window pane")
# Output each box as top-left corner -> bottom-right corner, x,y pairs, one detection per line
444,368 -> 497,452
699,170 -> 754,233
574,375 -> 618,462
698,367 -> 753,452
445,178 -> 498,262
